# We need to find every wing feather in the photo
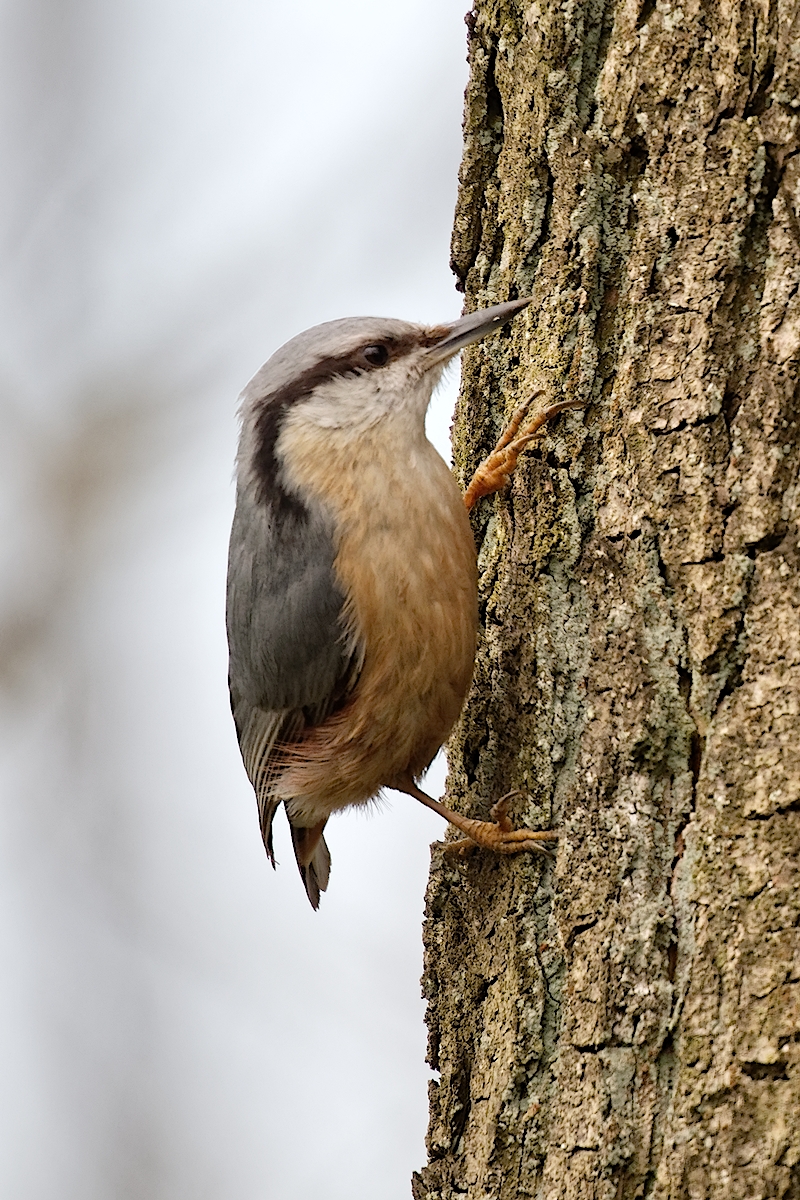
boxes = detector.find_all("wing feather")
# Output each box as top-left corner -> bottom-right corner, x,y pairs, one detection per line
226,479 -> 361,871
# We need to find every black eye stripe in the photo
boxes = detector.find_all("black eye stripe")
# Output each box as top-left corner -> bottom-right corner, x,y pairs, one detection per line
252,336 -> 423,505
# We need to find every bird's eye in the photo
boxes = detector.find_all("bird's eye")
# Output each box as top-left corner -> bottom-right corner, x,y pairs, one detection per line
362,344 -> 389,367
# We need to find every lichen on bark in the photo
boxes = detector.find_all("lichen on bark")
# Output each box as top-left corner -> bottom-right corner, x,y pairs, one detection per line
414,2 -> 800,1198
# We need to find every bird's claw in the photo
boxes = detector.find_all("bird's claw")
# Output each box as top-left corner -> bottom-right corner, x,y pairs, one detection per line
489,792 -> 516,830
442,790 -> 558,859
463,392 -> 584,511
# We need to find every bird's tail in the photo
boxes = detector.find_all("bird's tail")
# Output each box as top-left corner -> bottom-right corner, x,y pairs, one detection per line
290,820 -> 331,910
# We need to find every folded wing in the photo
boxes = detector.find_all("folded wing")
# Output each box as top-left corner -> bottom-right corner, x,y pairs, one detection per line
226,482 -> 361,903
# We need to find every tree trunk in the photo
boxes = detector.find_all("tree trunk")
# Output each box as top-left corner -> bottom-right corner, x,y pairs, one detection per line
414,3 -> 800,1197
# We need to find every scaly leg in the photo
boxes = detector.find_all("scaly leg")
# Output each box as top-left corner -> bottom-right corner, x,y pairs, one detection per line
396,780 -> 557,858
463,392 -> 583,511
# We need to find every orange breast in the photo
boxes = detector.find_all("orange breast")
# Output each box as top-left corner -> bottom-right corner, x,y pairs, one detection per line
274,420 -> 478,825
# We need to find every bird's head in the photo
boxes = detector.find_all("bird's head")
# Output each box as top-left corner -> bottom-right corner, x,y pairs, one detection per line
236,297 -> 530,502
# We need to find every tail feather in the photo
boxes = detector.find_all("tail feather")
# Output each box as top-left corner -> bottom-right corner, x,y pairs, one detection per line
290,821 -> 331,910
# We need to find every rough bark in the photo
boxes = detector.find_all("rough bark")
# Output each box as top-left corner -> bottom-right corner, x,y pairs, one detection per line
414,2 -> 800,1198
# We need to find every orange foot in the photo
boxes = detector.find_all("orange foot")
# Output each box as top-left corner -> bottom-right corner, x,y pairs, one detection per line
397,781 -> 557,859
440,793 -> 557,859
463,392 -> 583,511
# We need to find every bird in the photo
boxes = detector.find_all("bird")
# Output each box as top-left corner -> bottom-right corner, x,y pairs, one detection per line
226,297 -> 579,907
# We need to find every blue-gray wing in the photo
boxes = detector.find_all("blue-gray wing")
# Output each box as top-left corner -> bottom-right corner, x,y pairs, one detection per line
226,483 -> 361,864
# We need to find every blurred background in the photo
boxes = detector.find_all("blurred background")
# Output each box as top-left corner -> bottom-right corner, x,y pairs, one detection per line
0,1 -> 471,1196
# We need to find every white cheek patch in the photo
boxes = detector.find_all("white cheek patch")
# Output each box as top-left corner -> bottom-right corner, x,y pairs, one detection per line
287,366 -> 434,434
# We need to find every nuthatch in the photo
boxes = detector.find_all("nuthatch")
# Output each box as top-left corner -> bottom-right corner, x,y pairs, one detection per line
227,297 -> 578,907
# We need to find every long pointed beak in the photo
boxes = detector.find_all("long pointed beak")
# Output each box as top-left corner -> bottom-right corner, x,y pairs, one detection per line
424,297 -> 531,366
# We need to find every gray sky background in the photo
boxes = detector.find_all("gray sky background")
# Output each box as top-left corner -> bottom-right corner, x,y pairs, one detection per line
0,2 -> 472,1197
